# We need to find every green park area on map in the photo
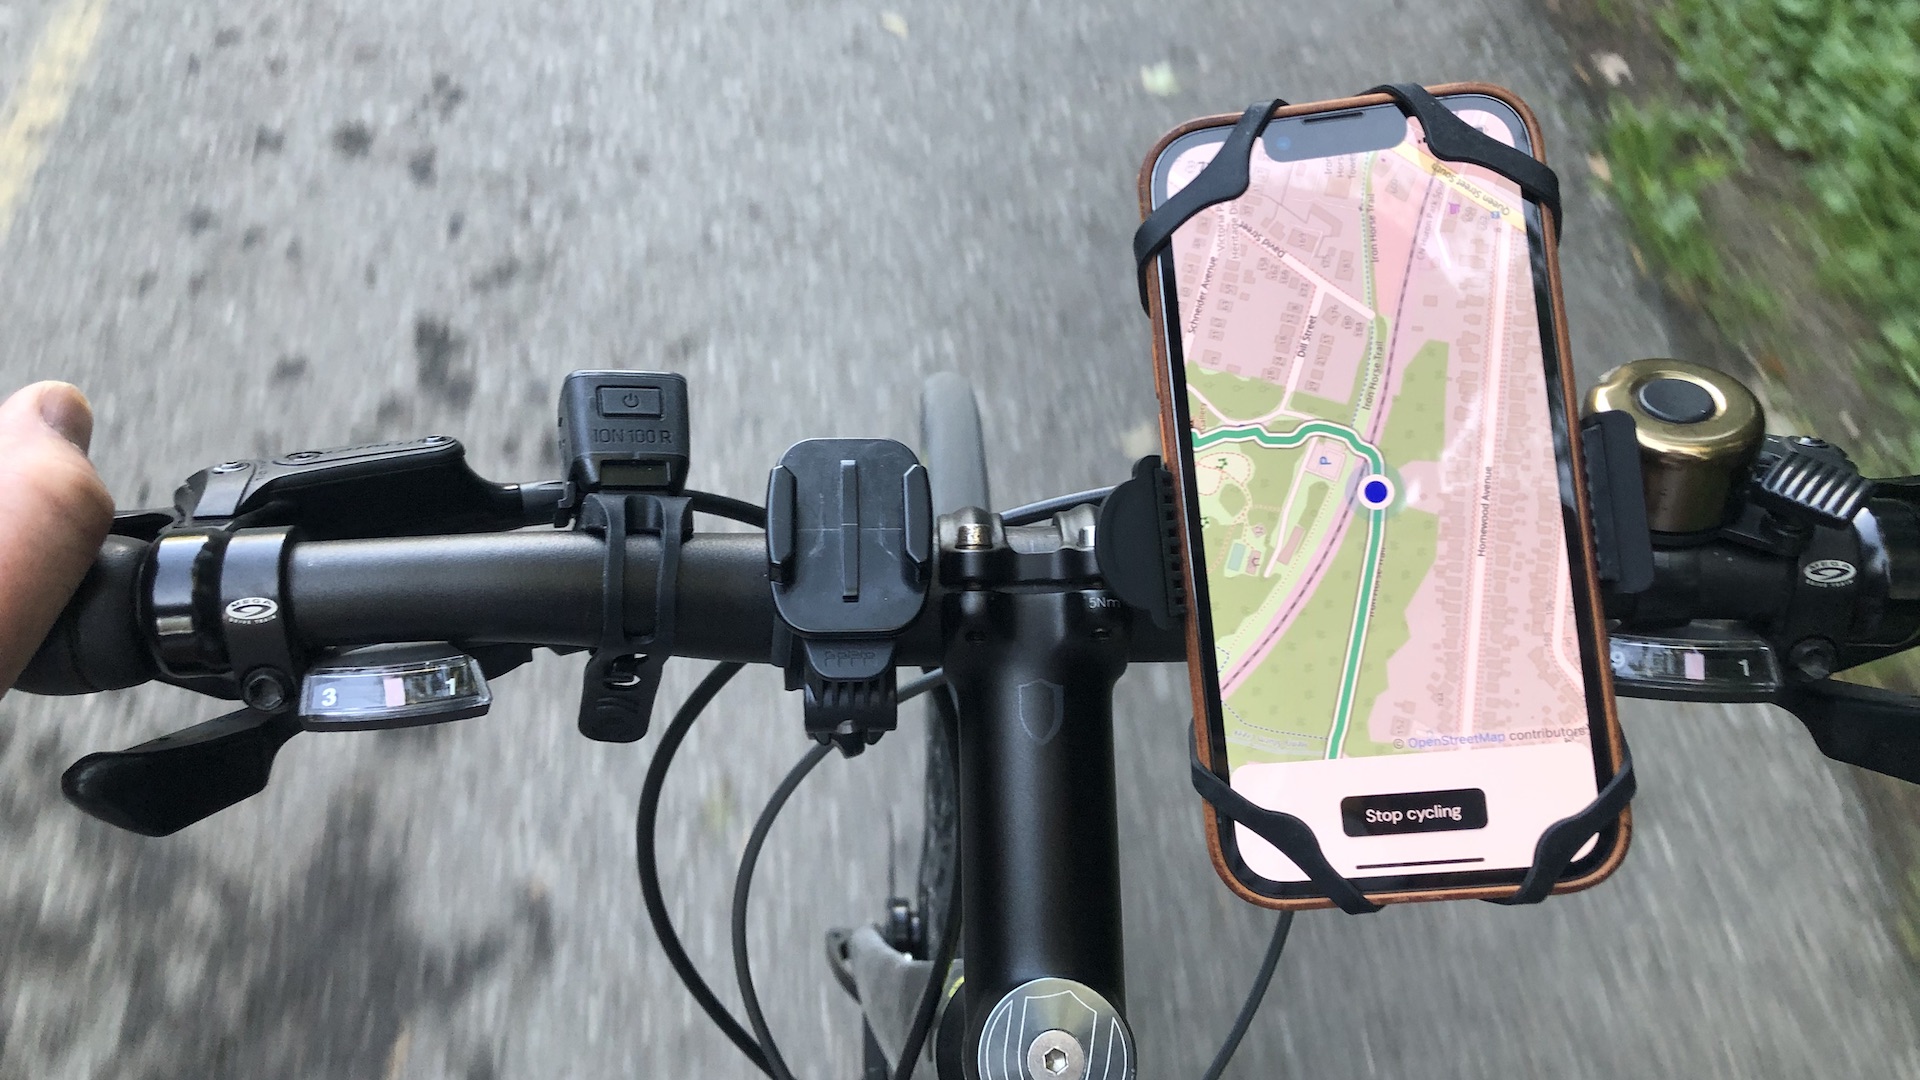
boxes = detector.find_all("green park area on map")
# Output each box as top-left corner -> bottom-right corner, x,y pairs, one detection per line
1192,349 -> 1444,766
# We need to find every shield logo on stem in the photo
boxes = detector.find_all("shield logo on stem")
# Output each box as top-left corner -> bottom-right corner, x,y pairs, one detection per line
1018,680 -> 1064,745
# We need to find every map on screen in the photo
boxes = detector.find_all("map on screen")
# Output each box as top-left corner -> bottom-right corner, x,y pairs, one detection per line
1166,112 -> 1591,780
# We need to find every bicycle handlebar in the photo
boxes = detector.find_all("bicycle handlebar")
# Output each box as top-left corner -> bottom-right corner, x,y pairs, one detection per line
18,525 -> 1191,698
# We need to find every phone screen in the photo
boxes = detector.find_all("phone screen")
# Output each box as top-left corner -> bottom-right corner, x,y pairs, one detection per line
1149,96 -> 1615,895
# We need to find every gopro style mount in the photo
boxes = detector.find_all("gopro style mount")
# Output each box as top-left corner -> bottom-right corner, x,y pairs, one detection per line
767,439 -> 933,756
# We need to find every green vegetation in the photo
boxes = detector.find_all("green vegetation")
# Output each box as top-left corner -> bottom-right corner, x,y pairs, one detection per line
1344,507 -> 1439,758
1296,480 -> 1328,534
1188,365 -> 1287,422
1227,520 -> 1370,766
1376,341 -> 1450,463
1289,391 -> 1353,424
1601,0 -> 1920,453
1217,482 -> 1247,520
1242,446 -> 1306,512
1601,99 -> 1748,302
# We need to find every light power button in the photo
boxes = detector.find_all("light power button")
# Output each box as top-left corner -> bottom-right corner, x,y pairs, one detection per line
597,386 -> 662,417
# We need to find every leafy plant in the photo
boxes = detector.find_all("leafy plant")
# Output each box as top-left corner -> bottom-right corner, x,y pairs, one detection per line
1601,0 -> 1920,428
1601,98 -> 1743,297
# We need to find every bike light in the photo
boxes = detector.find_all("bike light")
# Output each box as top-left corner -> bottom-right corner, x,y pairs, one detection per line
298,643 -> 492,730
556,370 -> 691,496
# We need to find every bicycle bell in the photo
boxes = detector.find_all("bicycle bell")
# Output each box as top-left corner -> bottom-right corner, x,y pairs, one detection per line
1582,358 -> 1764,534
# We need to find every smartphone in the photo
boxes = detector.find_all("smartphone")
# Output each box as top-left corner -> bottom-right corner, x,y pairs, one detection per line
1140,84 -> 1629,907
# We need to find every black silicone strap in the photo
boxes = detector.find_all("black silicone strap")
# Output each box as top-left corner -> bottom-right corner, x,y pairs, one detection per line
1364,83 -> 1562,234
1134,85 -> 1564,315
1484,744 -> 1635,906
1190,730 -> 1383,915
1192,725 -> 1634,912
1132,99 -> 1285,313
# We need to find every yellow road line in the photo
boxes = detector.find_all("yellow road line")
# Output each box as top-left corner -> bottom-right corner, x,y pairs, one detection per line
0,0 -> 109,245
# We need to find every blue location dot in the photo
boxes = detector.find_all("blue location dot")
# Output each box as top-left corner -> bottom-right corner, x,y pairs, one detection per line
1359,476 -> 1394,510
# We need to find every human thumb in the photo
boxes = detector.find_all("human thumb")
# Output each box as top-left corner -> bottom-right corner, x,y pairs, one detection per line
32,381 -> 94,451
0,382 -> 114,696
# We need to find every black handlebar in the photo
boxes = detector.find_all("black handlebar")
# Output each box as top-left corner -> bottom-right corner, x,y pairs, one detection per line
17,527 -> 1191,698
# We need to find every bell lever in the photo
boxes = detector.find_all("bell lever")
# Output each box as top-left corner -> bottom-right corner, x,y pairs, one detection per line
556,370 -> 693,743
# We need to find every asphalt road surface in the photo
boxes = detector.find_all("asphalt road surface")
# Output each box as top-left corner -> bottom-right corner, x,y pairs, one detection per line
3,0 -> 1918,1077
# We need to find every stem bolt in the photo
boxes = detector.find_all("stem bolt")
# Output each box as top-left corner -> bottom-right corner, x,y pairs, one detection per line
1026,1029 -> 1085,1080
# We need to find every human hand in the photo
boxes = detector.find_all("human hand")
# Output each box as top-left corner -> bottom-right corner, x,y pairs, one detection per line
0,382 -> 114,699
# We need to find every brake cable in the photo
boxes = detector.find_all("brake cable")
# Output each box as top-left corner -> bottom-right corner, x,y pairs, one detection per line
725,670 -> 954,1080
648,490 -> 1291,1080
734,742 -> 835,1080
635,661 -> 770,1075
633,495 -> 772,1074
1203,912 -> 1295,1080
999,486 -> 1115,527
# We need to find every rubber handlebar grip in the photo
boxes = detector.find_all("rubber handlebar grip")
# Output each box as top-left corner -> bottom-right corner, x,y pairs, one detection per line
14,534 -> 156,695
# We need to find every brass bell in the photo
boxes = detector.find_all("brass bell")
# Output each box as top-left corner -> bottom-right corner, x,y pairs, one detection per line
1582,359 -> 1764,534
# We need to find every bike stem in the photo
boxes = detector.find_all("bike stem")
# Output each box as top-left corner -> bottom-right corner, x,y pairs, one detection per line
938,507 -> 1139,1079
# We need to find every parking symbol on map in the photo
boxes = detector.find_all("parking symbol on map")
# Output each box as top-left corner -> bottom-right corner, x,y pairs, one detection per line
1358,475 -> 1394,510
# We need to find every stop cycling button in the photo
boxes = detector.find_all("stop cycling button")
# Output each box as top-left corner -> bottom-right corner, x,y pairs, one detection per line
1340,788 -> 1488,836
597,386 -> 663,417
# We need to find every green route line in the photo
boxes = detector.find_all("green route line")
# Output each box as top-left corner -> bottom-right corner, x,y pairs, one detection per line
1193,420 -> 1386,759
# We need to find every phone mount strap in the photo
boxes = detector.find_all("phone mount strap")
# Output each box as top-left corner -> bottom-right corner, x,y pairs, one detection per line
1191,728 -> 1633,911
1362,83 -> 1562,234
1190,728 -> 1383,914
1486,744 -> 1636,905
1131,99 -> 1286,312
1133,84 -> 1564,315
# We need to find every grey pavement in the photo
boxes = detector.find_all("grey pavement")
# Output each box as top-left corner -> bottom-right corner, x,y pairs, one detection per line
1,0 -> 1917,1076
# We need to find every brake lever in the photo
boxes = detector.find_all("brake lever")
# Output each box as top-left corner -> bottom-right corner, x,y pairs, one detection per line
1614,647 -> 1920,786
62,708 -> 300,836
1771,680 -> 1920,786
